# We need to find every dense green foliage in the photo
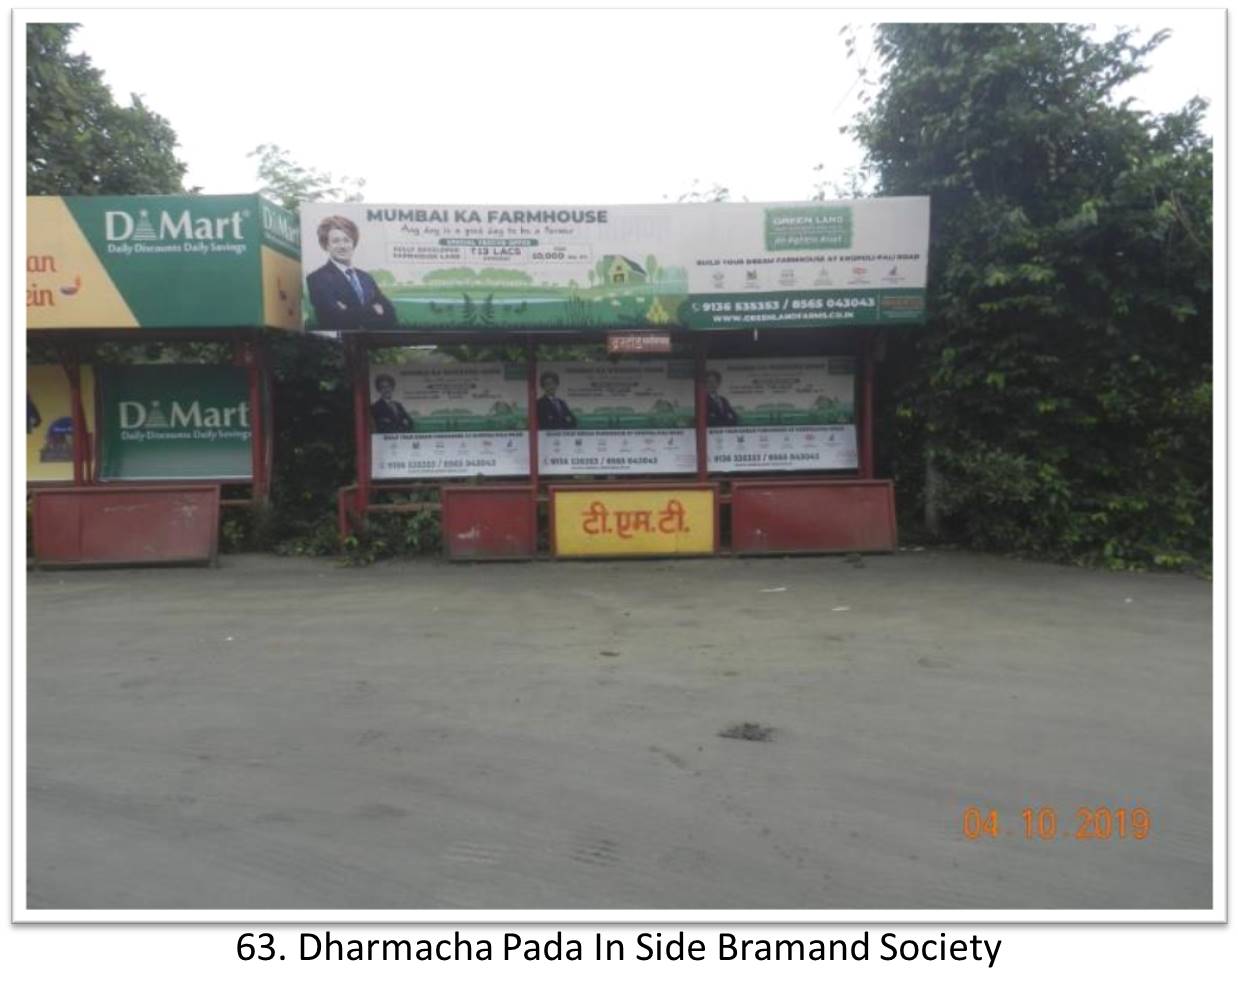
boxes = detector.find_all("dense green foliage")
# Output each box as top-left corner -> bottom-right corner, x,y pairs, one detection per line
27,24 -> 186,195
849,24 -> 1212,568
243,150 -> 359,552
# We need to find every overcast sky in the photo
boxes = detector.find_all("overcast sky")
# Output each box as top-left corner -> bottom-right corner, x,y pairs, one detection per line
60,8 -> 1224,206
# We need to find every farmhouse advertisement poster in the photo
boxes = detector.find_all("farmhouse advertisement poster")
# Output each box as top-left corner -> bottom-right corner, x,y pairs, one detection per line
299,199 -> 928,332
535,359 -> 697,476
97,365 -> 253,481
705,357 -> 858,472
368,362 -> 529,479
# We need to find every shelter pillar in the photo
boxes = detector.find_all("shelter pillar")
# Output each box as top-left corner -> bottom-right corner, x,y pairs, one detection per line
527,339 -> 539,496
694,333 -> 708,481
235,334 -> 270,504
55,341 -> 89,485
347,335 -> 372,518
860,331 -> 876,480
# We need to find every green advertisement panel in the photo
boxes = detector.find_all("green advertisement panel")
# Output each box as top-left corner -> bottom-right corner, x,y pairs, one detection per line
368,361 -> 530,479
536,359 -> 698,475
299,199 -> 930,333
705,357 -> 858,472
98,365 -> 252,481
27,194 -> 300,331
685,289 -> 926,330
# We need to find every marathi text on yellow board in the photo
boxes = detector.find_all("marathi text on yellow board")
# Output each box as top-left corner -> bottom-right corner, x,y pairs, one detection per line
554,489 -> 715,557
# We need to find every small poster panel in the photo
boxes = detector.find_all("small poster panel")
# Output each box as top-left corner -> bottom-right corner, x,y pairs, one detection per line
705,357 -> 857,472
368,361 -> 529,479
536,359 -> 697,475
26,364 -> 95,482
97,365 -> 252,480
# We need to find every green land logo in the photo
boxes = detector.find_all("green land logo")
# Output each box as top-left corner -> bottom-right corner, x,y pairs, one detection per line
764,206 -> 853,252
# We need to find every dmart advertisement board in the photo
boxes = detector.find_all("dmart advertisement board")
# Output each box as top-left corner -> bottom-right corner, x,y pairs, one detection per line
368,362 -> 529,479
299,199 -> 929,332
705,358 -> 858,472
27,195 -> 301,331
536,360 -> 697,475
97,365 -> 253,480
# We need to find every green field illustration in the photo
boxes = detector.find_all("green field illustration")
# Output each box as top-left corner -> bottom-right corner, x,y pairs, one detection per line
408,404 -> 528,433
736,399 -> 855,426
574,403 -> 694,430
306,258 -> 690,331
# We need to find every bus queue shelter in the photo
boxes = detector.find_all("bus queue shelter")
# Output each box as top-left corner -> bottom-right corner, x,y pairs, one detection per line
25,193 -> 301,566
307,198 -> 930,560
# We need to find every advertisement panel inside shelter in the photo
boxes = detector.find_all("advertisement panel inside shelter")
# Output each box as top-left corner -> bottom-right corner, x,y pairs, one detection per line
368,360 -> 530,479
536,359 -> 697,476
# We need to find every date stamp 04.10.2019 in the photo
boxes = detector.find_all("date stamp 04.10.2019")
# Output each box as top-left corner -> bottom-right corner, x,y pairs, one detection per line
961,805 -> 1151,841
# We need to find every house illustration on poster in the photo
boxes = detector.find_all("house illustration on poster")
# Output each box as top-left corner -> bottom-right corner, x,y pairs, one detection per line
601,255 -> 647,285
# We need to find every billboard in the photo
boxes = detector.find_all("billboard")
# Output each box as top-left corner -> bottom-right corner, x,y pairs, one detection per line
26,364 -> 95,483
368,361 -> 529,479
26,195 -> 301,331
299,199 -> 929,332
705,357 -> 858,472
535,359 -> 697,475
97,365 -> 253,480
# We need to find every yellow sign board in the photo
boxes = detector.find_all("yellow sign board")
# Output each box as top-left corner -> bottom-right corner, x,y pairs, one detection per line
26,197 -> 138,329
27,364 -> 95,482
553,487 -> 716,558
261,244 -> 303,331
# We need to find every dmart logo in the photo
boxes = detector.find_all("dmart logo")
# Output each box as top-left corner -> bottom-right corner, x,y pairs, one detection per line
103,208 -> 250,256
106,208 -> 247,242
119,399 -> 250,432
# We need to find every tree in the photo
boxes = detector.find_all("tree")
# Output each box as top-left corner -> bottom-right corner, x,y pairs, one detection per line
848,24 -> 1212,568
244,145 -> 367,549
675,179 -> 731,203
812,163 -> 871,200
249,143 -> 365,210
27,24 -> 186,194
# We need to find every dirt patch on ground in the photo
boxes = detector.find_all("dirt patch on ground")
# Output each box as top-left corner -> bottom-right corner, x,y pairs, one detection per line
719,722 -> 775,742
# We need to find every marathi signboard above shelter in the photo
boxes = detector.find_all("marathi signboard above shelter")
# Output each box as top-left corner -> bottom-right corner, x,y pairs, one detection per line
299,199 -> 929,333
26,195 -> 301,332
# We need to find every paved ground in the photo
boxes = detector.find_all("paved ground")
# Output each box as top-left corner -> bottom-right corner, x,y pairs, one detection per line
26,551 -> 1212,910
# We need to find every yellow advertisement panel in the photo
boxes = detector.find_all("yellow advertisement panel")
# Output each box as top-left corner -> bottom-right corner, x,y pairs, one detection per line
261,244 -> 303,331
26,197 -> 137,329
553,488 -> 716,558
27,364 -> 95,482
